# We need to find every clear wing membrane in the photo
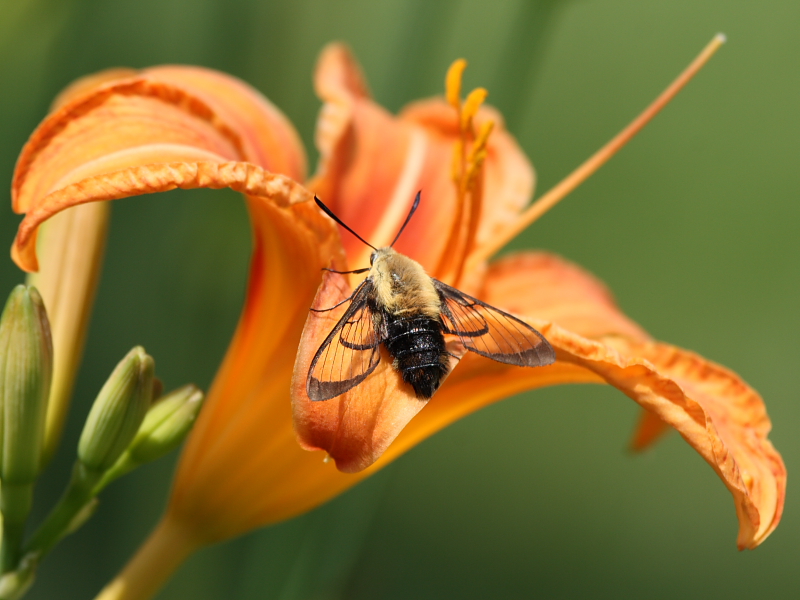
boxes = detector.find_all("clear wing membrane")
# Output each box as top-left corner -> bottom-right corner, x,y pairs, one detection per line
434,280 -> 555,367
307,281 -> 384,401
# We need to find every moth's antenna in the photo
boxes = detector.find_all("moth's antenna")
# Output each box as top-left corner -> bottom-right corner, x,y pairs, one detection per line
390,191 -> 421,247
314,196 -> 377,251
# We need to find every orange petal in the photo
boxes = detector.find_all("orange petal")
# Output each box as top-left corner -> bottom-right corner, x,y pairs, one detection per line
288,248 -> 647,473
379,321 -> 784,550
417,326 -> 784,550
13,162 -> 309,272
340,250 -> 651,466
291,271 -> 431,473
479,257 -> 783,548
482,252 -> 675,454
11,67 -> 307,271
49,68 -> 139,109
309,44 -> 534,284
479,251 -> 650,342
288,252 -> 783,549
498,321 -> 784,550
167,190 -> 352,542
311,44 -> 437,269
144,66 -> 306,178
629,341 -> 785,549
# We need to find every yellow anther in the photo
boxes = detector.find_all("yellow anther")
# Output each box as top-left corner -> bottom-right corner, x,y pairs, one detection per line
446,59 -> 467,110
461,87 -> 488,132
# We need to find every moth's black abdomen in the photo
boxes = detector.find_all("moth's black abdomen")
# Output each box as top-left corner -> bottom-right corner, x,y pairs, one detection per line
384,315 -> 449,399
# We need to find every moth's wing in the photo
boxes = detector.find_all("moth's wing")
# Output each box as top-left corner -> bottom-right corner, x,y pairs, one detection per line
307,280 -> 384,401
433,279 -> 555,367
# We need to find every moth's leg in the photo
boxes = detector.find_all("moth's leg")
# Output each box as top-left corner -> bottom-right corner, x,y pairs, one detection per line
310,293 -> 357,312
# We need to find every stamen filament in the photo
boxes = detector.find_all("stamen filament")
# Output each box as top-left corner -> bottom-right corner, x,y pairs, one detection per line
475,33 -> 727,262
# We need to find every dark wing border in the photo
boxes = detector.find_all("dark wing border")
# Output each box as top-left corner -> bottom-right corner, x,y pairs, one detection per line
307,280 -> 384,401
433,279 -> 556,367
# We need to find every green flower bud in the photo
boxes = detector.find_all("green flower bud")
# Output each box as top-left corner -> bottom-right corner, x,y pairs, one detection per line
0,285 -> 53,484
78,346 -> 154,472
128,385 -> 204,464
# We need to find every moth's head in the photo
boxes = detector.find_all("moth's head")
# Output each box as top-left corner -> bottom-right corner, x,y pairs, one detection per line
370,247 -> 396,267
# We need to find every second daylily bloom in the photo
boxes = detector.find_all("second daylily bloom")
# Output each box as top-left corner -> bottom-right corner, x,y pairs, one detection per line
8,37 -> 785,600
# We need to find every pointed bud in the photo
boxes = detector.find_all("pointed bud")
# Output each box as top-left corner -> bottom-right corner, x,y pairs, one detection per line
128,385 -> 204,464
0,285 -> 53,484
78,347 -> 154,472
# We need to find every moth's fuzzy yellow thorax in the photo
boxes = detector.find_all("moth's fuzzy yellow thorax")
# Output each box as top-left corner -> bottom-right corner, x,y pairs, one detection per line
369,247 -> 440,318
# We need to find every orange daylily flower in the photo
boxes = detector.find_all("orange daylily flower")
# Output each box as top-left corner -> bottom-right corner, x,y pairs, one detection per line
8,37 -> 784,600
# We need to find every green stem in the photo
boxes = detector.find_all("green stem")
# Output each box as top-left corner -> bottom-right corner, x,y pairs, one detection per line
0,483 -> 33,573
23,463 -> 101,559
95,452 -> 137,492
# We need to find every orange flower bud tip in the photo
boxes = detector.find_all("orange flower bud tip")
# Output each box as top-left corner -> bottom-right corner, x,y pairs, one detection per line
11,238 -> 38,274
445,59 -> 468,109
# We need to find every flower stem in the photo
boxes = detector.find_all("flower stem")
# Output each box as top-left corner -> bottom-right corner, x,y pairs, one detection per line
93,516 -> 198,600
0,483 -> 33,573
23,463 -> 101,560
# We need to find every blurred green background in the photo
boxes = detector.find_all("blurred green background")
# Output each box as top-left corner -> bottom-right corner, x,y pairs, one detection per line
1,0 -> 798,598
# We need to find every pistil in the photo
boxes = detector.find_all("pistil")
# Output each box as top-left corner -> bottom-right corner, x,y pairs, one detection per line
474,33 -> 727,262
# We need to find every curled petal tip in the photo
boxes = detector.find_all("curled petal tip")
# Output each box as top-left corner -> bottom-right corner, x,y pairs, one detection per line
12,162 -> 312,273
628,409 -> 672,452
315,42 -> 370,101
11,238 -> 38,274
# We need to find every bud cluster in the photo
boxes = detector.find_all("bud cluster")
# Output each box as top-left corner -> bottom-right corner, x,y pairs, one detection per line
0,284 -> 204,597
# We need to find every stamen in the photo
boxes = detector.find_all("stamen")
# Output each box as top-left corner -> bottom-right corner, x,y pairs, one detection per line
465,149 -> 487,190
461,87 -> 488,132
473,33 -> 727,262
438,63 -> 494,285
450,139 -> 463,184
464,121 -> 494,189
446,59 -> 467,110
452,119 -> 494,284
438,61 -> 470,280
455,164 -> 485,286
472,120 -> 495,155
